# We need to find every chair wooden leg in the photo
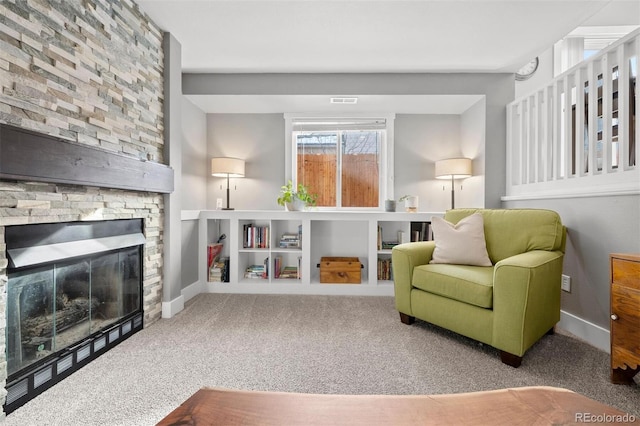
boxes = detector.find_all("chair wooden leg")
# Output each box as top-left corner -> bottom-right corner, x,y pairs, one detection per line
399,312 -> 415,325
500,351 -> 523,368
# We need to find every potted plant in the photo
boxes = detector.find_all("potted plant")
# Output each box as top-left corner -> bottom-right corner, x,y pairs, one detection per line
277,180 -> 317,211
398,195 -> 418,213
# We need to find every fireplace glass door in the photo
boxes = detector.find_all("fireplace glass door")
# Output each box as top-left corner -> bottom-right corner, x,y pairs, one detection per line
6,247 -> 141,377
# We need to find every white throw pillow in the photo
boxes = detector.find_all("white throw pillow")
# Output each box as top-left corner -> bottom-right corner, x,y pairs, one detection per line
430,213 -> 492,266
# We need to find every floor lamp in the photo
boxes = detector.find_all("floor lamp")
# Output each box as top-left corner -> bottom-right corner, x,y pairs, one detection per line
435,158 -> 472,209
211,157 -> 245,210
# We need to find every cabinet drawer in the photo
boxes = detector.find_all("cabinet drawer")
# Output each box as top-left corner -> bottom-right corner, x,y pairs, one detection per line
611,284 -> 640,357
611,258 -> 640,290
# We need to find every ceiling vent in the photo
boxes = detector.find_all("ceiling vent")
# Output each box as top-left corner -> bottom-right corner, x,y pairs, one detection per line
330,97 -> 358,104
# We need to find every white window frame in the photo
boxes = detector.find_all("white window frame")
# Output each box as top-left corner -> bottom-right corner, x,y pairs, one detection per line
284,113 -> 395,210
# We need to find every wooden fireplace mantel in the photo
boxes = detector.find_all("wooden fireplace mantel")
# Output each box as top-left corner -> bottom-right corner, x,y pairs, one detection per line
0,123 -> 174,194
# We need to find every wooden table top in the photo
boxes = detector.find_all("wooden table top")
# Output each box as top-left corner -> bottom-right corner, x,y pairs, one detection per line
156,386 -> 638,426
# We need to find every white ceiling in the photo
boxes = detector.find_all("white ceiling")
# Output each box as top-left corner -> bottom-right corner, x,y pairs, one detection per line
137,0 -> 639,113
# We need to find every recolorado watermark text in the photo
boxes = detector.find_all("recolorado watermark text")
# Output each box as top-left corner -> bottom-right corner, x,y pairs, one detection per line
575,413 -> 636,423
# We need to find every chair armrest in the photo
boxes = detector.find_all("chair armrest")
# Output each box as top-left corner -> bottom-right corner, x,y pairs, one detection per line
392,242 -> 435,315
492,250 -> 565,356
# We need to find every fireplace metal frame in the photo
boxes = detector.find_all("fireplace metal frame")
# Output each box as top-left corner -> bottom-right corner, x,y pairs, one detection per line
4,311 -> 143,414
3,219 -> 146,414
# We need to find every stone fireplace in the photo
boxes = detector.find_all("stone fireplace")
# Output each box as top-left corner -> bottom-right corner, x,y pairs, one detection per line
0,0 -> 169,418
0,123 -> 172,414
4,219 -> 145,412
0,180 -> 167,414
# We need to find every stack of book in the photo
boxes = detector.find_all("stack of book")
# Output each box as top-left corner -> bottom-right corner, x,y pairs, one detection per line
279,232 -> 301,248
209,257 -> 229,282
244,264 -> 267,279
279,266 -> 299,279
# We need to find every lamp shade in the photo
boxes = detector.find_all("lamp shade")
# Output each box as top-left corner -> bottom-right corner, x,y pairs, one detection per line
211,157 -> 245,178
435,158 -> 472,179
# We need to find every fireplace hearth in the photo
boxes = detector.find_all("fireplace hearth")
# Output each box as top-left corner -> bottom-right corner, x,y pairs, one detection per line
4,219 -> 145,414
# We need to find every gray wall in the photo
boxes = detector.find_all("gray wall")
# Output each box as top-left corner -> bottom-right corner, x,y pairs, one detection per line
207,114 -> 285,210
503,195 -> 640,328
395,114 -> 463,211
204,112 -> 486,212
181,220 -> 200,289
180,97 -> 207,289
181,98 -> 208,210
162,33 -> 183,305
459,99 -> 486,208
184,73 -> 514,208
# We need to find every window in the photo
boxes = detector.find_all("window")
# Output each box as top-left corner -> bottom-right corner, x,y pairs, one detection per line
285,115 -> 394,209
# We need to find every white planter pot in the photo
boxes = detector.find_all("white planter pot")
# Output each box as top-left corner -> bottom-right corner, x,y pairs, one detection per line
404,196 -> 418,213
285,197 -> 306,211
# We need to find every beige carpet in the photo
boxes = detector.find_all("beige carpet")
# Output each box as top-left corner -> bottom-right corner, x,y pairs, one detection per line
5,294 -> 639,425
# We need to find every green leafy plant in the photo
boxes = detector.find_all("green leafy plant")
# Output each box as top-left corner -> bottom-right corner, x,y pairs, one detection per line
277,180 -> 317,207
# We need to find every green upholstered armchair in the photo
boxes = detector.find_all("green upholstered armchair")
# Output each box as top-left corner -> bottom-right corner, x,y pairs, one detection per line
392,208 -> 566,367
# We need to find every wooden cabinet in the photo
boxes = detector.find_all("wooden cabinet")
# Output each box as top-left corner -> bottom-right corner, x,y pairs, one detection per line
610,253 -> 640,384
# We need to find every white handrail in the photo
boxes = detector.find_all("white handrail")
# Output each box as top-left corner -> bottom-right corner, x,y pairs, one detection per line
505,29 -> 639,200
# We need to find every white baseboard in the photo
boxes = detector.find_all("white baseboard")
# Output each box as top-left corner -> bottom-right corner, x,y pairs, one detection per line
162,281 -> 202,318
162,294 -> 185,319
181,280 -> 203,303
558,310 -> 610,353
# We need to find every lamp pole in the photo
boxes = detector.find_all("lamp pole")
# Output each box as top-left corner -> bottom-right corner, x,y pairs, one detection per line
223,173 -> 233,210
450,175 -> 455,209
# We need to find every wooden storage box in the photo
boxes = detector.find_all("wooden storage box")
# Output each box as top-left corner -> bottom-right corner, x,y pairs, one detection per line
319,257 -> 362,284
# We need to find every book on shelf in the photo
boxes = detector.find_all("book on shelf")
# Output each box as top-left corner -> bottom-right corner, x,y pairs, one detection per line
377,257 -> 393,280
263,256 -> 269,278
273,255 -> 282,279
207,243 -> 225,282
377,225 -> 400,250
221,257 -> 229,282
410,221 -> 432,242
243,224 -> 270,249
207,243 -> 224,266
275,256 -> 302,280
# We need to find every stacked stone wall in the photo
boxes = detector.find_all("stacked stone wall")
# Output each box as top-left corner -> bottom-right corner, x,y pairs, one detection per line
0,0 -> 165,417
0,0 -> 164,161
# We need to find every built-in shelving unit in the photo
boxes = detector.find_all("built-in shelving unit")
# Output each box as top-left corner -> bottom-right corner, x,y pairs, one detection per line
195,210 -> 442,296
